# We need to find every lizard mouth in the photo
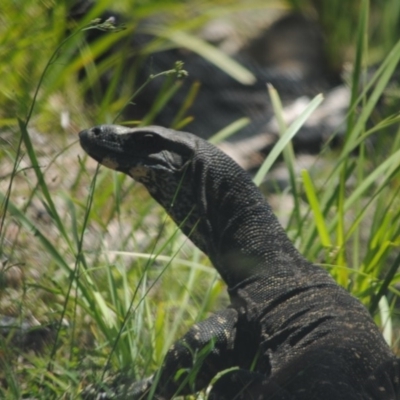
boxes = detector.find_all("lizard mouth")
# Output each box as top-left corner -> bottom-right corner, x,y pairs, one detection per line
78,125 -> 188,173
79,125 -> 129,167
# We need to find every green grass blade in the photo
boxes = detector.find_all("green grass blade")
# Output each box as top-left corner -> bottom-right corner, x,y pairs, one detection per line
253,92 -> 324,186
105,251 -> 212,274
267,84 -> 302,228
369,251 -> 400,315
0,192 -> 70,274
301,170 -> 332,248
346,0 -> 368,134
344,149 -> 400,211
18,119 -> 72,249
378,296 -> 392,346
208,118 -> 250,145
343,37 -> 400,153
166,31 -> 256,85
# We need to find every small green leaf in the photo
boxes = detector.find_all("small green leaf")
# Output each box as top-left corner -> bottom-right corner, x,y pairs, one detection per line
166,31 -> 256,85
301,170 -> 332,248
253,91 -> 324,186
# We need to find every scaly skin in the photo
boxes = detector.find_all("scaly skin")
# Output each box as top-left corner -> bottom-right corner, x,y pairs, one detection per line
79,125 -> 399,399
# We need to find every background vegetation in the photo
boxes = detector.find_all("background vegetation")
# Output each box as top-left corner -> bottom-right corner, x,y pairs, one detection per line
0,0 -> 399,398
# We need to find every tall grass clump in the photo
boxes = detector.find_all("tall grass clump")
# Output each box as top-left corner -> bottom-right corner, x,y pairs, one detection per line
0,1 -> 267,397
0,0 -> 399,398
273,0 -> 400,348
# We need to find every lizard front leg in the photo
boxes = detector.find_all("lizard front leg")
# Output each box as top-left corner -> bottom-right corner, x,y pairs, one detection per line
117,307 -> 238,399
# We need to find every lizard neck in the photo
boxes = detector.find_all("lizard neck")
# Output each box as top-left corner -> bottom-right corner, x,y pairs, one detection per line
189,144 -> 308,287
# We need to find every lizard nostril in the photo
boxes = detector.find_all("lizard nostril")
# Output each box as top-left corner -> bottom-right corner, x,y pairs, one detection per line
92,127 -> 101,136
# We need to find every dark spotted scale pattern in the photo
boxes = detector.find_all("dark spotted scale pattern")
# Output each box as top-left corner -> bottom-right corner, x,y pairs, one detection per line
79,125 -> 400,400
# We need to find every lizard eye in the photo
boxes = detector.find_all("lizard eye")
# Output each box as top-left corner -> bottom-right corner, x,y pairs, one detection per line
143,133 -> 155,140
135,132 -> 158,148
92,126 -> 102,136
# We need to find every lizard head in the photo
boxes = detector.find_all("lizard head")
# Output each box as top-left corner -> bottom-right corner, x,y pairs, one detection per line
79,124 -> 208,252
79,124 -> 196,181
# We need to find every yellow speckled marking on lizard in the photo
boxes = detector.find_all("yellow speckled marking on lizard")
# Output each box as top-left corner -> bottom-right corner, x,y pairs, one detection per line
101,156 -> 119,170
129,166 -> 149,180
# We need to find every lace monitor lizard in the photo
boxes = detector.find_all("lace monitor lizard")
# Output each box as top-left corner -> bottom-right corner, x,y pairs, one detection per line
79,124 -> 399,399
